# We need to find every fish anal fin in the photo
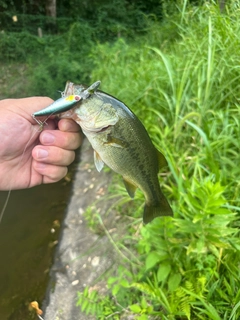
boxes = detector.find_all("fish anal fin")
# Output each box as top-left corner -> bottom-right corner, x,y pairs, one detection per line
123,178 -> 137,198
143,197 -> 173,224
94,150 -> 105,172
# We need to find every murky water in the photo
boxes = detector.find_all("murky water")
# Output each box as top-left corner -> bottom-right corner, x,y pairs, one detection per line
0,156 -> 79,320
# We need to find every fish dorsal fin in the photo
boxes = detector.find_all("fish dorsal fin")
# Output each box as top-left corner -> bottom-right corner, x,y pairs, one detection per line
123,178 -> 137,198
157,149 -> 168,170
94,150 -> 105,172
87,80 -> 101,94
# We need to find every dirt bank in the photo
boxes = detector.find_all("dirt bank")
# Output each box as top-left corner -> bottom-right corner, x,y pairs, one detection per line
42,138 -> 118,320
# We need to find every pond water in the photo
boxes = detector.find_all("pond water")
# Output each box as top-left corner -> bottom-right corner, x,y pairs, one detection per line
0,156 -> 79,320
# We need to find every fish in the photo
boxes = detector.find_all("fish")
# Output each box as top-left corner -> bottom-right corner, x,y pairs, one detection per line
33,81 -> 173,223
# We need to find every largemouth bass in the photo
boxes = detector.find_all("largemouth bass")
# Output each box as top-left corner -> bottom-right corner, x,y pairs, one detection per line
33,81 -> 173,223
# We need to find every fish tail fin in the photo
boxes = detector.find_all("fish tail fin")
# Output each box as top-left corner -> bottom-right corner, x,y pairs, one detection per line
143,199 -> 173,224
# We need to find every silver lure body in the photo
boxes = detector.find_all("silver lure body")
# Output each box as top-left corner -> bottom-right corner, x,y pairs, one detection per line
32,81 -> 101,119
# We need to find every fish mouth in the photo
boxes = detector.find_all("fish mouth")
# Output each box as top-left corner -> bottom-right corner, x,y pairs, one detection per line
81,124 -> 112,133
98,125 -> 111,133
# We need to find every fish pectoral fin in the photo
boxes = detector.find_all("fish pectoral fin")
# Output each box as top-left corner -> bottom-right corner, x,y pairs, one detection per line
94,150 -> 105,172
157,149 -> 168,170
104,134 -> 129,148
123,178 -> 137,198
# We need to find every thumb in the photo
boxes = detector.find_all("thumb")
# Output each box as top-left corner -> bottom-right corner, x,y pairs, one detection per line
17,97 -> 54,125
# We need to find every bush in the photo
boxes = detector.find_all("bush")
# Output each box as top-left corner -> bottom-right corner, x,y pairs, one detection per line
77,1 -> 240,319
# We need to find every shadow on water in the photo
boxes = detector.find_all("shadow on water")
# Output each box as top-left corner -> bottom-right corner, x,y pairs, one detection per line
0,151 -> 80,320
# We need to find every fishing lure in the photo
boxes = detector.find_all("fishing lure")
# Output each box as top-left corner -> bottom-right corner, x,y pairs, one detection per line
32,95 -> 82,125
32,81 -> 101,124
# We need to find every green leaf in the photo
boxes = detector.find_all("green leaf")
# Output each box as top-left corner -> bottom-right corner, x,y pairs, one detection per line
112,284 -> 120,296
108,277 -> 118,285
141,297 -> 148,309
131,282 -> 155,297
119,278 -> 129,287
157,262 -> 171,282
129,304 -> 142,313
145,251 -> 160,270
81,299 -> 89,313
213,208 -> 232,215
168,273 -> 182,292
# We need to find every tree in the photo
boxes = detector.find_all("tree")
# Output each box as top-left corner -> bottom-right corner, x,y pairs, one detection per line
45,0 -> 56,17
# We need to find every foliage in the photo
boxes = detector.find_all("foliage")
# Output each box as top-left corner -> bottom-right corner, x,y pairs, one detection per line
1,0 -> 240,318
77,286 -> 121,319
0,23 -> 96,97
0,31 -> 43,60
0,0 -> 157,36
76,1 -> 240,319
0,0 -> 155,98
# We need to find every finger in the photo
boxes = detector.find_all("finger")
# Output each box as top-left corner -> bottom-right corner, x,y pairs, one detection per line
39,130 -> 82,150
58,118 -> 81,132
32,160 -> 68,183
43,175 -> 67,184
30,97 -> 54,112
32,146 -> 76,166
5,97 -> 53,114
18,97 -> 54,123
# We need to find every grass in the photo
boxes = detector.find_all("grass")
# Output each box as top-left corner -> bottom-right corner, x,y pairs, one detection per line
78,1 -> 240,319
0,63 -> 29,99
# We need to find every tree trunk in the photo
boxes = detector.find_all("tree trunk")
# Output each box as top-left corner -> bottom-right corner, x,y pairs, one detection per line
45,0 -> 56,18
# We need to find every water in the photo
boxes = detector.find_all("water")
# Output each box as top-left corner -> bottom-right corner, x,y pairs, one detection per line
0,159 -> 78,320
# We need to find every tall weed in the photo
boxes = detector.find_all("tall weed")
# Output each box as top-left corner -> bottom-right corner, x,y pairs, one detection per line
78,1 -> 240,319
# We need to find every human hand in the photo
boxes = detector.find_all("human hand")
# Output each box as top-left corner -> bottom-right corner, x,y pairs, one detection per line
0,97 -> 82,190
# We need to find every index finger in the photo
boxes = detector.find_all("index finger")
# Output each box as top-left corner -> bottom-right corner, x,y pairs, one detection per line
57,118 -> 81,132
39,129 -> 82,150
